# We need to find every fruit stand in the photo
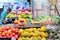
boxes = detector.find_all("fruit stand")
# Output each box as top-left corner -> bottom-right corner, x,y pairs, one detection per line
0,0 -> 60,40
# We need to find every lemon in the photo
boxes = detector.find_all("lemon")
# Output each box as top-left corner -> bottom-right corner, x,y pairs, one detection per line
37,37 -> 41,40
18,38 -> 22,40
41,38 -> 46,40
26,37 -> 30,40
19,29 -> 24,33
32,33 -> 39,37
25,29 -> 32,33
21,32 -> 31,37
40,26 -> 46,32
32,28 -> 36,31
41,32 -> 48,38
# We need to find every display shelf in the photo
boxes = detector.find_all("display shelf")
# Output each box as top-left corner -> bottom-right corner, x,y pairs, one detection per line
0,38 -> 16,40
0,24 -> 41,28
18,24 -> 41,29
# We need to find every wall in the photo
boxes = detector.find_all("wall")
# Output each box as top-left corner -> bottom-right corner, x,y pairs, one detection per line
33,0 -> 49,18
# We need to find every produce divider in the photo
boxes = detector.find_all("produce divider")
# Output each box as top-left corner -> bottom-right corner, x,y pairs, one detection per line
18,24 -> 41,29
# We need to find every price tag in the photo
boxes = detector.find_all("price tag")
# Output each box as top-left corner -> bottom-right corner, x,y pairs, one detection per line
11,38 -> 16,40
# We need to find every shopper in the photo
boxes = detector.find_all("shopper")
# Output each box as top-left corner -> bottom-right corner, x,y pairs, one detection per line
0,8 -> 11,24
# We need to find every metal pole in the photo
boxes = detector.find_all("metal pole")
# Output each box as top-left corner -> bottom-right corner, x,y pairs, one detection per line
31,0 -> 35,20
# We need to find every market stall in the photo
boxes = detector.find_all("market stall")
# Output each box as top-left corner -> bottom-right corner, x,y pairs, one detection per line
0,0 -> 60,40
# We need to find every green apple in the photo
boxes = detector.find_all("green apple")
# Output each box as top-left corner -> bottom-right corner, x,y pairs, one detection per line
22,15 -> 27,18
27,14 -> 32,18
36,18 -> 40,21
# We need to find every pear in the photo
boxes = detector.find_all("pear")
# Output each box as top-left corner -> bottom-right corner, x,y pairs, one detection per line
22,37 -> 27,40
32,37 -> 38,40
21,31 -> 31,37
37,37 -> 41,40
18,38 -> 22,40
19,29 -> 24,34
41,38 -> 46,40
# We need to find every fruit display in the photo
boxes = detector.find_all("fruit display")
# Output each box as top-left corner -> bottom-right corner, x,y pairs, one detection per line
0,26 -> 18,38
6,9 -> 32,19
31,15 -> 55,25
6,13 -> 15,18
14,18 -> 27,26
18,26 -> 48,40
46,27 -> 60,39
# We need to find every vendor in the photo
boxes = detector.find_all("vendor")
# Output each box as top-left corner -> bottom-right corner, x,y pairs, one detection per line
0,8 -> 11,24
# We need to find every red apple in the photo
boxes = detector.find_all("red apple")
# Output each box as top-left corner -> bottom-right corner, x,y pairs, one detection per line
2,32 -> 5,36
0,29 -> 2,32
5,27 -> 10,30
4,36 -> 7,38
0,35 -> 3,38
15,28 -> 18,31
6,34 -> 10,38
15,31 -> 18,34
12,33 -> 15,36
11,28 -> 16,32
0,32 -> 1,34
15,35 -> 18,38
7,30 -> 12,35
14,28 -> 18,33
4,31 -> 8,34
1,28 -> 6,32
10,35 -> 13,38
0,28 -> 4,32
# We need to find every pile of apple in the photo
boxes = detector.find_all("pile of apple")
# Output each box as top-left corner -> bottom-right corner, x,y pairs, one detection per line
17,9 -> 32,19
6,13 -> 17,18
6,8 -> 32,19
0,26 -> 18,38
18,26 -> 48,40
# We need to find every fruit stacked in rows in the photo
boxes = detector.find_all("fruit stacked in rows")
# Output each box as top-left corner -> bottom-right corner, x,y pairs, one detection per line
0,26 -> 18,38
46,27 -> 60,39
6,10 -> 32,20
18,26 -> 48,40
6,13 -> 17,18
31,15 -> 55,25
